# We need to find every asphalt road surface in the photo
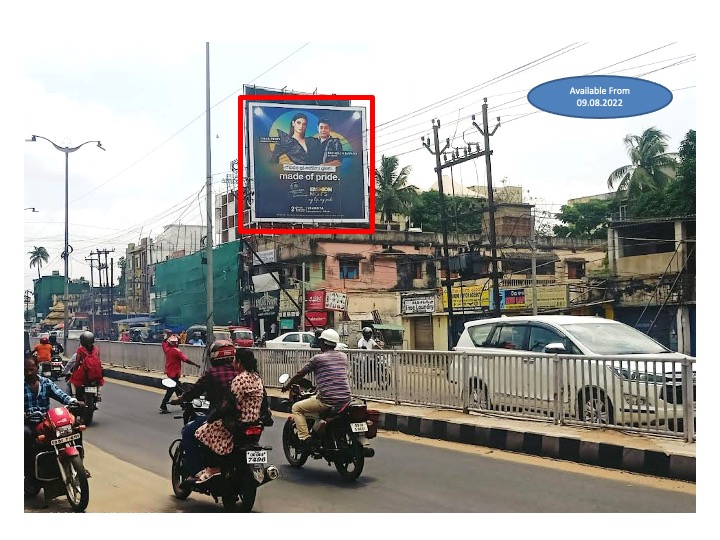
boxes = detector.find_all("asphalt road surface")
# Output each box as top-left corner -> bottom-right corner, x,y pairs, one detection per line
24,378 -> 695,515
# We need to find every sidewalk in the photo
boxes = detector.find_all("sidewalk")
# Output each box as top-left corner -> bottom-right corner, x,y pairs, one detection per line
102,364 -> 696,483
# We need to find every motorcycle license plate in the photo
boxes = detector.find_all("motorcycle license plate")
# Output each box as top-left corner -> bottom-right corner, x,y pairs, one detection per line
51,433 -> 81,446
84,387 -> 98,394
350,422 -> 368,433
246,450 -> 267,464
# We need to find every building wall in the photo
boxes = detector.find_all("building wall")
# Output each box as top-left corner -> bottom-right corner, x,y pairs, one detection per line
346,291 -> 399,325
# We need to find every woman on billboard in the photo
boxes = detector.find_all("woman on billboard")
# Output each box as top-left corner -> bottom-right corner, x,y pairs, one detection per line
268,112 -> 322,165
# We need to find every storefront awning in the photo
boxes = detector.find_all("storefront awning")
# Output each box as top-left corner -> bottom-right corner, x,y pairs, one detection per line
347,312 -> 373,321
374,323 -> 405,331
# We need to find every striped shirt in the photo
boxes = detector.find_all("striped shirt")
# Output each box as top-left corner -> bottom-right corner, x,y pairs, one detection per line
298,350 -> 351,407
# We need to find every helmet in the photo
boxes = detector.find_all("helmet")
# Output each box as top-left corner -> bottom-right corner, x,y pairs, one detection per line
362,327 -> 373,337
48,334 -> 58,344
209,340 -> 236,365
80,331 -> 95,348
319,329 -> 340,345
167,334 -> 180,345
39,335 -> 49,344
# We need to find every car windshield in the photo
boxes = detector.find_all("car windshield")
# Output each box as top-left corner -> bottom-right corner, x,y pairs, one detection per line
561,322 -> 670,355
234,331 -> 253,340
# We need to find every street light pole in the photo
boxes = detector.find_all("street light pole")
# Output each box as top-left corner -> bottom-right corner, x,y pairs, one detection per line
27,135 -> 105,352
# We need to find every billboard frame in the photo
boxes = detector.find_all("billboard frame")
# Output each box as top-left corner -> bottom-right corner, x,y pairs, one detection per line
238,93 -> 375,235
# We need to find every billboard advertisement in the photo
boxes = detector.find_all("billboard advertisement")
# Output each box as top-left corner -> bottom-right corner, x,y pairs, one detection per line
243,98 -> 371,229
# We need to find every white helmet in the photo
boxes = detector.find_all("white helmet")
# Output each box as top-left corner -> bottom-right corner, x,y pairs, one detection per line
319,328 -> 340,345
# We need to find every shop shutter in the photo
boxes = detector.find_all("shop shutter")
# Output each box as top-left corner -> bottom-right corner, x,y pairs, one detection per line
413,317 -> 434,350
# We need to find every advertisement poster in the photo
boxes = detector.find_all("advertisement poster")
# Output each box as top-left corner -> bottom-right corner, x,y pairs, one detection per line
248,102 -> 368,223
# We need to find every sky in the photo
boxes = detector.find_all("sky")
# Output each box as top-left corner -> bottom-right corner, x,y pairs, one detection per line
8,1 -> 712,527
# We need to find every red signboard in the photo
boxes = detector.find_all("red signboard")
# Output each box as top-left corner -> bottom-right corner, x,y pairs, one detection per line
305,290 -> 326,311
305,311 -> 328,326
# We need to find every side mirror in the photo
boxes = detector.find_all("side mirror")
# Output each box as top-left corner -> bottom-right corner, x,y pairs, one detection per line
161,378 -> 178,389
544,342 -> 567,354
278,374 -> 290,384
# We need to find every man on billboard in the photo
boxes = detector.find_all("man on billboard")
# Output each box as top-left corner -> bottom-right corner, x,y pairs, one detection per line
315,117 -> 343,167
268,112 -> 321,165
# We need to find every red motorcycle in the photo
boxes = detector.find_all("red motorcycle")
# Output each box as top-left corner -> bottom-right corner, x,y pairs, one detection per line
24,404 -> 90,512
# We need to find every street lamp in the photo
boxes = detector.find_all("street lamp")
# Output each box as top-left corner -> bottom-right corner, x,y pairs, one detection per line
27,135 -> 105,352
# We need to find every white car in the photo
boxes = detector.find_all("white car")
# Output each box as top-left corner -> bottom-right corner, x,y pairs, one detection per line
264,331 -> 348,349
448,315 -> 695,429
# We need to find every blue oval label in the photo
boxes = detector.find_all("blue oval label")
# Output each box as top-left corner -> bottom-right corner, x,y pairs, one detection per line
527,75 -> 673,119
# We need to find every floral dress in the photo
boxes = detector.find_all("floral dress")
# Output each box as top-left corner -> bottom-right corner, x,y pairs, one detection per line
194,371 -> 264,456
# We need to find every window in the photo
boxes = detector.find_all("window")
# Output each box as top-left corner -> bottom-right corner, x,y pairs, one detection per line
413,261 -> 423,279
339,259 -> 359,279
282,333 -> 299,343
488,325 -> 527,350
302,334 -> 314,344
468,324 -> 495,347
567,261 -> 585,279
528,326 -> 567,352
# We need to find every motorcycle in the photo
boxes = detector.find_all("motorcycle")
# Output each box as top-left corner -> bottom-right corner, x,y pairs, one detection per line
278,373 -> 378,481
24,403 -> 90,512
75,382 -> 102,426
163,378 -> 279,512
49,354 -> 65,382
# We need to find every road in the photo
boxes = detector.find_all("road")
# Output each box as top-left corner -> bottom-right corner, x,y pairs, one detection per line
24,378 -> 695,515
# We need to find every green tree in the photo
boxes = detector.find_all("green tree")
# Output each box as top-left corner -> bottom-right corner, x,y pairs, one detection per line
552,199 -> 617,240
375,155 -> 418,222
28,246 -> 49,280
410,191 -> 485,234
607,127 -> 678,201
627,129 -> 695,218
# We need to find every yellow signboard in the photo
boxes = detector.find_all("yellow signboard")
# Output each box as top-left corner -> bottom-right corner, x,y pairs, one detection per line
442,285 -> 489,309
442,284 -> 568,310
279,289 -> 301,312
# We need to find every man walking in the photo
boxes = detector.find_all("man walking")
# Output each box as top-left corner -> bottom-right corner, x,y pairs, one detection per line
159,331 -> 200,414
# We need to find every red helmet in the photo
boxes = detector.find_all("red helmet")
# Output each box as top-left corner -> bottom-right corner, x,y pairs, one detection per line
167,334 -> 180,345
209,340 -> 236,365
40,335 -> 49,344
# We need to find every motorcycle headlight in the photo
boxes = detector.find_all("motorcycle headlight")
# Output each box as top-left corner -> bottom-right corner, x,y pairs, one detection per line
56,424 -> 73,437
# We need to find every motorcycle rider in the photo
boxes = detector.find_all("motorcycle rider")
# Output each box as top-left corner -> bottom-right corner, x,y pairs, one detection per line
280,329 -> 351,450
358,327 -> 381,350
170,340 -> 238,479
33,335 -> 53,364
24,356 -> 81,480
68,331 -> 105,396
310,328 -> 323,348
160,331 -> 201,413
191,347 -> 265,484
48,333 -> 64,356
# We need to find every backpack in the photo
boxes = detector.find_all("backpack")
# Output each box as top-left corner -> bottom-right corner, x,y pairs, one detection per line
82,347 -> 104,382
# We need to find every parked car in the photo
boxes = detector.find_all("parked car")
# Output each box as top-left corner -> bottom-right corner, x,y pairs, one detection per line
230,326 -> 255,348
264,331 -> 348,349
448,315 -> 695,428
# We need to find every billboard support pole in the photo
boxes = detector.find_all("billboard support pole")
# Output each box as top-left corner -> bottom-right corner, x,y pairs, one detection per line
205,42 -> 214,351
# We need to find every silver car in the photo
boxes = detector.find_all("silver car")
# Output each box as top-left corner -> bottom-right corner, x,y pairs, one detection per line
448,315 -> 695,430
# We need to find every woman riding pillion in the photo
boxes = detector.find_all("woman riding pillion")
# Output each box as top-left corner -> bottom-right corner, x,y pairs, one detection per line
187,348 -> 266,484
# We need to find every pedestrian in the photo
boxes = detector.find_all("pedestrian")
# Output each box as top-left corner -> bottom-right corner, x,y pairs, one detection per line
159,331 -> 200,414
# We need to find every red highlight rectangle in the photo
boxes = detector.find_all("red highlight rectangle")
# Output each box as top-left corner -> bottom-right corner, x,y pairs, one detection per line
237,94 -> 375,235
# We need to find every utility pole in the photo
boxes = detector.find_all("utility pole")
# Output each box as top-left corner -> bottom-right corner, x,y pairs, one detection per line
528,211 -> 538,316
205,41 -> 215,346
300,262 -> 306,332
422,121 -> 453,349
85,256 -> 96,332
472,98 -> 502,317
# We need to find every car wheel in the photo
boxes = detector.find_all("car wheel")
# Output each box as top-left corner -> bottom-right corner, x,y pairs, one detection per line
469,378 -> 491,409
578,388 -> 614,425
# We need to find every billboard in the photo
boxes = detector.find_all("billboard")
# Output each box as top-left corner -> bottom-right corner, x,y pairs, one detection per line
242,96 -> 372,231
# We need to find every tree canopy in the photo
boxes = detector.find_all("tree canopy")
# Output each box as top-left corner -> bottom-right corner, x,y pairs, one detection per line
375,155 -> 418,222
552,198 -> 618,240
28,246 -> 49,280
410,190 -> 485,234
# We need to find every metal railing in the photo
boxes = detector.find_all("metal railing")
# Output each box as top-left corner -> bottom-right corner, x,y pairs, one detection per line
34,338 -> 695,442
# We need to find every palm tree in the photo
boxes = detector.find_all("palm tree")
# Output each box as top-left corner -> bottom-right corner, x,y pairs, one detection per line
375,155 -> 418,222
29,246 -> 49,280
607,127 -> 678,200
